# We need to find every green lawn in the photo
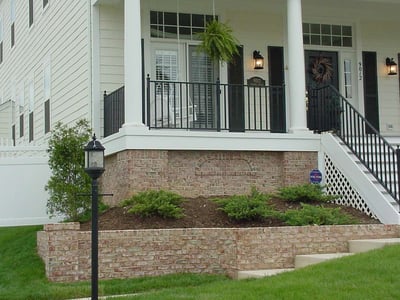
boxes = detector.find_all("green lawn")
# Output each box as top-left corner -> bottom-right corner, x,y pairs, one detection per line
1,225 -> 399,300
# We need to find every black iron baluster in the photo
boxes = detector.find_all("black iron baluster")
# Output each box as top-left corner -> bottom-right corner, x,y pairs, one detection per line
216,79 -> 221,132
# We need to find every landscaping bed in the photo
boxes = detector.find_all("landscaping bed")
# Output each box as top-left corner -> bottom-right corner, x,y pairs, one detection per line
80,196 -> 379,231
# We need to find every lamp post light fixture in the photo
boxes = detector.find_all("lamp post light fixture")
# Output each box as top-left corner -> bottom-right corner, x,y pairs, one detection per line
253,50 -> 265,70
84,134 -> 105,300
386,57 -> 398,75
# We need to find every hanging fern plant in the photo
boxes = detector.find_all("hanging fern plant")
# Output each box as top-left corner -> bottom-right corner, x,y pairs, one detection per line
197,19 -> 240,64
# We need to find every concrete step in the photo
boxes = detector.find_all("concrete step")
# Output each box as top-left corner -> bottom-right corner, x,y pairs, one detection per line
236,238 -> 400,279
295,253 -> 354,269
237,268 -> 294,279
348,238 -> 400,253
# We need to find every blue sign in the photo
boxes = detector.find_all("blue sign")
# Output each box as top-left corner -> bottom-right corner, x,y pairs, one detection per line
309,169 -> 322,184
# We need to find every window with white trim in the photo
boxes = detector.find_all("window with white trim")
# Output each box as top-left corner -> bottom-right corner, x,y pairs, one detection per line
29,0 -> 34,27
43,61 -> 51,133
10,0 -> 15,47
17,82 -> 24,113
344,59 -> 352,99
150,11 -> 215,40
29,79 -> 34,143
303,23 -> 352,48
19,114 -> 23,137
155,49 -> 178,82
0,16 -> 3,63
29,79 -> 34,112
150,11 -> 219,128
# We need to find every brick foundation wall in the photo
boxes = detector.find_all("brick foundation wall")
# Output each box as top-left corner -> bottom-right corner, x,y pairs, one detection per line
37,223 -> 400,282
101,150 -> 318,206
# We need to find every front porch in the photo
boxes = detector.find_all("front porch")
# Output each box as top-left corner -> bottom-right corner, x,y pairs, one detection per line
93,0 -> 400,140
93,0 -> 400,223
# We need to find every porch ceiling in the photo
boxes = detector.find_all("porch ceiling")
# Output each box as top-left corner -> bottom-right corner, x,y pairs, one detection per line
93,0 -> 400,5
92,0 -> 123,7
93,0 -> 400,16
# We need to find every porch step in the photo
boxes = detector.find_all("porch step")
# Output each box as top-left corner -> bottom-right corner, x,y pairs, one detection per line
348,238 -> 400,253
237,268 -> 294,279
294,253 -> 354,269
237,238 -> 400,279
336,137 -> 400,216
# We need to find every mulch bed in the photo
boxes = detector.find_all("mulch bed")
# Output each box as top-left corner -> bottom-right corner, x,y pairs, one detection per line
80,197 -> 380,231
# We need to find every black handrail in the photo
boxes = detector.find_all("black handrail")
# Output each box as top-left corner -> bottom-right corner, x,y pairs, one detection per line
104,86 -> 125,137
309,85 -> 400,206
146,77 -> 286,132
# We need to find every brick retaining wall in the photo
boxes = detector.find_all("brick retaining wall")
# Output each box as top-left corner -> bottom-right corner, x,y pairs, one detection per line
101,150 -> 317,206
37,223 -> 400,282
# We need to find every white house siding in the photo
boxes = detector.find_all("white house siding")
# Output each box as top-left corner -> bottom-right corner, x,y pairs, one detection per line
99,4 -> 124,136
225,5 -> 285,84
0,100 -> 13,138
360,20 -> 400,136
0,0 -> 92,146
99,5 -> 124,93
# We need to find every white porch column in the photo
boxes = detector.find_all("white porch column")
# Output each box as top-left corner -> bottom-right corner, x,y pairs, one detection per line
287,0 -> 308,132
124,0 -> 144,127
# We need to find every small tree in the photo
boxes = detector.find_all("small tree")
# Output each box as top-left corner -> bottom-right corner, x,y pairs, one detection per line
45,119 -> 92,221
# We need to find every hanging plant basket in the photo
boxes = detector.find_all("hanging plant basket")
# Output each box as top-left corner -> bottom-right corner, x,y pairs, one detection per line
197,19 -> 240,64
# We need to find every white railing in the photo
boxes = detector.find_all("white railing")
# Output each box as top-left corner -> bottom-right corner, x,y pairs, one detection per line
0,138 -> 53,226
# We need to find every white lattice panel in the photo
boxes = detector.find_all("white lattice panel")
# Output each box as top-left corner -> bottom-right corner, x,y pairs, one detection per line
324,154 -> 377,219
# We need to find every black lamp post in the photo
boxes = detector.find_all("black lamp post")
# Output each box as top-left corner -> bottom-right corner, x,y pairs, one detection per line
84,134 -> 105,300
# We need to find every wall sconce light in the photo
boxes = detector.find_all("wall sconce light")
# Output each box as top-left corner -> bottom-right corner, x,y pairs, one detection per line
386,57 -> 397,75
253,50 -> 264,70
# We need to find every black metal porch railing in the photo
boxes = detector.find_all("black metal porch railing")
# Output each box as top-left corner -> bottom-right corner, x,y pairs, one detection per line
308,85 -> 400,206
146,77 -> 285,132
104,86 -> 124,137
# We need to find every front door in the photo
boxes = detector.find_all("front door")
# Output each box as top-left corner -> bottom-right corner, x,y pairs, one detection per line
188,45 -> 219,129
305,50 -> 339,132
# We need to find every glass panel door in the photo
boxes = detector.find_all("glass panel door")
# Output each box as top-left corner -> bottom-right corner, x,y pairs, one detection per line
151,44 -> 182,127
188,45 -> 218,128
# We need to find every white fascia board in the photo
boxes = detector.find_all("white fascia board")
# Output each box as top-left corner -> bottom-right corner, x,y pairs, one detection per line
102,127 -> 321,156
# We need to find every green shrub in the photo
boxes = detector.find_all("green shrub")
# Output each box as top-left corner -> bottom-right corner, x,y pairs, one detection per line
213,187 -> 275,221
283,203 -> 357,226
121,190 -> 185,219
45,120 -> 92,221
276,184 -> 338,203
